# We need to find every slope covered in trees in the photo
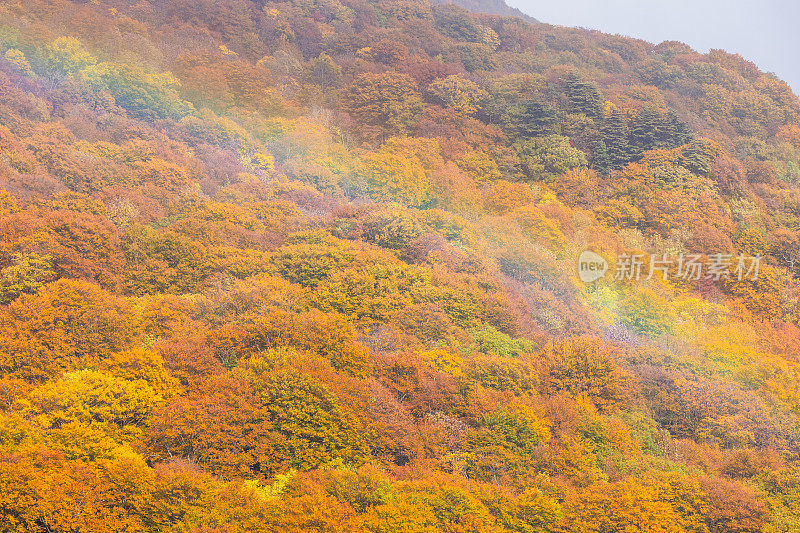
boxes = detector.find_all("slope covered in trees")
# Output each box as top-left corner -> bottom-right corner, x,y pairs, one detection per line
430,0 -> 538,23
0,0 -> 799,531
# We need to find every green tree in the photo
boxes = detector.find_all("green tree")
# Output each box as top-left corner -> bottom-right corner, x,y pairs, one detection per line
565,73 -> 604,121
515,135 -> 588,180
592,139 -> 611,176
601,108 -> 631,169
504,100 -> 559,139
44,36 -> 97,75
663,111 -> 693,147
82,63 -> 194,120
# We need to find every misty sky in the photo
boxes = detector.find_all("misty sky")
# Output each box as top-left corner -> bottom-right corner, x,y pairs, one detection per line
505,0 -> 799,96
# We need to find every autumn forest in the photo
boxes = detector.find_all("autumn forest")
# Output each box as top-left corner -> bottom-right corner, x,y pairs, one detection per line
1,0 -> 800,531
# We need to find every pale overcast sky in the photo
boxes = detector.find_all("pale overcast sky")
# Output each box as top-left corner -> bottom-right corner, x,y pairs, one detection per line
505,0 -> 799,95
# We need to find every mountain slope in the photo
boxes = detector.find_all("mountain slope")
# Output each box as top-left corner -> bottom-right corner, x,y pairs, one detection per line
0,0 -> 799,531
431,0 -> 539,23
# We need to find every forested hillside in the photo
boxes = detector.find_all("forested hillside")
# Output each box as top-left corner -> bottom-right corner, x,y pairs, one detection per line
1,0 -> 800,531
430,0 -> 536,22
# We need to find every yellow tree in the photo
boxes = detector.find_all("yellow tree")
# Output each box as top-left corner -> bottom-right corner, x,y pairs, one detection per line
358,150 -> 429,207
428,75 -> 488,115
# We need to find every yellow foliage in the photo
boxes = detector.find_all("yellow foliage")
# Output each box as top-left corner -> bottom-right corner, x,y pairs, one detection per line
483,180 -> 539,214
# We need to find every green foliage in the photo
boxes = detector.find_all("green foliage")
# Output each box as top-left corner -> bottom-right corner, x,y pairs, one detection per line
306,53 -> 342,88
83,63 -> 194,120
456,43 -> 499,72
601,108 -> 631,169
433,4 -> 490,43
468,326 -> 533,358
515,135 -> 588,180
616,287 -> 676,337
565,73 -> 604,121
44,36 -> 97,75
503,100 -> 559,138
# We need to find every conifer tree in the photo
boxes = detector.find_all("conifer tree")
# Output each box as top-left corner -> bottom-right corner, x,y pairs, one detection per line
592,139 -> 611,176
503,100 -> 559,139
628,107 -> 662,158
565,73 -> 604,121
664,111 -> 693,147
601,108 -> 630,169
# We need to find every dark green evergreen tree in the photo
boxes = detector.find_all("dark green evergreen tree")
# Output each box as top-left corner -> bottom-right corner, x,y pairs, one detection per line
601,108 -> 630,169
664,111 -> 693,147
683,139 -> 712,175
503,100 -> 559,139
628,107 -> 662,158
592,139 -> 611,176
565,73 -> 604,121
